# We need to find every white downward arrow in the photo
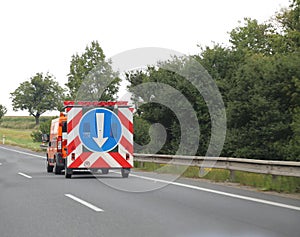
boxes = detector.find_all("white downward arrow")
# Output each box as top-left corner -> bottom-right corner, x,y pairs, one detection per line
93,113 -> 108,148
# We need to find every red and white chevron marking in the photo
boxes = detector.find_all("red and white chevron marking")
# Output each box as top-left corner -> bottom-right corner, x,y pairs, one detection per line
67,107 -> 83,165
118,107 -> 134,166
66,106 -> 133,169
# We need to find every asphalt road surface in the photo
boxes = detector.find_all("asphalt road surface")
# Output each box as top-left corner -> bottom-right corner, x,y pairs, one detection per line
1,145 -> 300,237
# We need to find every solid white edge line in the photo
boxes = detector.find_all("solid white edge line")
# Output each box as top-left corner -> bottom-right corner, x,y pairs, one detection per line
18,172 -> 32,179
130,173 -> 300,212
65,194 -> 104,212
2,146 -> 299,212
0,146 -> 45,159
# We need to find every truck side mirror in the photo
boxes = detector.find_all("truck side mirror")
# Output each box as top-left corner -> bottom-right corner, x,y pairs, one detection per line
42,134 -> 49,143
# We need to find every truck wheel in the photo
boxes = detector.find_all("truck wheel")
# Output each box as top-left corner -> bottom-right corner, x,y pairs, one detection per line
101,168 -> 109,174
54,164 -> 62,175
65,172 -> 72,179
46,158 -> 53,173
47,163 -> 53,173
65,163 -> 72,178
121,168 -> 130,178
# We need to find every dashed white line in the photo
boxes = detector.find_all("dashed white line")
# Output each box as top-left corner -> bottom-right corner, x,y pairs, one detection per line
2,145 -> 300,212
18,172 -> 32,179
65,194 -> 104,212
130,173 -> 300,212
0,162 -> 2,166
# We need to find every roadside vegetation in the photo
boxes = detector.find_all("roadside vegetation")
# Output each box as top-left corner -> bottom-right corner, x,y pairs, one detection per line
0,116 -> 299,193
134,161 -> 300,193
131,1 -> 300,161
0,116 -> 53,151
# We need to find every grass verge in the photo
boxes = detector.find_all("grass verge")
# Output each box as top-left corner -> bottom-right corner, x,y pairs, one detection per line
0,127 -> 41,151
134,161 -> 300,193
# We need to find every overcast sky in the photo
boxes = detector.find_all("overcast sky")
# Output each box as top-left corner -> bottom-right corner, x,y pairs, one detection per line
0,0 -> 290,116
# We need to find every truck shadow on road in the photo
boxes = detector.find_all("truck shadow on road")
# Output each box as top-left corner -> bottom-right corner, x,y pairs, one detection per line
63,171 -> 124,179
70,175 -> 123,179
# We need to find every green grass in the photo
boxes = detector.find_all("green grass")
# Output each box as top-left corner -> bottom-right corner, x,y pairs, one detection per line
199,168 -> 231,182
134,161 -> 300,193
0,116 -> 49,151
0,116 -> 51,129
234,171 -> 300,193
0,127 -> 42,151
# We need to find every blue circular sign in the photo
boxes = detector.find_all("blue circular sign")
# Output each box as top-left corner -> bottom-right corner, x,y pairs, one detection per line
79,108 -> 122,152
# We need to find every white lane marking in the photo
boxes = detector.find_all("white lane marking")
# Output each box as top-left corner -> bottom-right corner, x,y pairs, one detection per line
130,173 -> 300,212
18,172 -> 32,179
2,146 -> 300,211
0,162 -> 2,165
65,194 -> 104,212
0,146 -> 45,159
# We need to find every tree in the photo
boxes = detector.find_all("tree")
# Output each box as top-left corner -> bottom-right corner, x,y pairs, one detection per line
229,18 -> 273,55
196,44 -> 233,81
0,104 -> 7,120
133,116 -> 151,150
10,73 -> 65,125
196,1 -> 300,160
287,107 -> 300,161
223,54 -> 295,160
126,58 -> 212,156
66,41 -> 120,100
263,0 -> 300,54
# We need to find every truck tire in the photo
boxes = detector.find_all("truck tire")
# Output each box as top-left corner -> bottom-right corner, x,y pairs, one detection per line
46,157 -> 53,173
47,163 -> 53,173
65,172 -> 72,179
65,163 -> 72,179
54,153 -> 65,175
121,168 -> 130,178
101,168 -> 109,174
54,164 -> 62,175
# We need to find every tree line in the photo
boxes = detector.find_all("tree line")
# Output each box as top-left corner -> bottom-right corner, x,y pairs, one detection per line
3,0 -> 299,161
128,0 -> 300,161
8,41 -> 120,125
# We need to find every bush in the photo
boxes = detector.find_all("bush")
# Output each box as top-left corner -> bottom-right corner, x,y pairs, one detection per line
0,104 -> 7,121
31,130 -> 43,142
31,117 -> 55,142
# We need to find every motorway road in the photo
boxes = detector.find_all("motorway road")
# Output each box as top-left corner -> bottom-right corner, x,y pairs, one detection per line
0,145 -> 300,237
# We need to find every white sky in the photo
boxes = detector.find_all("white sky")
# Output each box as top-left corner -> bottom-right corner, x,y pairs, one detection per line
0,0 -> 289,116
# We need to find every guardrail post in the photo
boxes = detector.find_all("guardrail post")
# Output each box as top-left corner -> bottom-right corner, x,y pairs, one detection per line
199,167 -> 206,177
229,170 -> 235,182
272,174 -> 277,183
2,135 -> 5,145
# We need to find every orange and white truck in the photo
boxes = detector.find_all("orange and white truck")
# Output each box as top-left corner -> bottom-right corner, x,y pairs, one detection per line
44,112 -> 68,174
43,101 -> 134,178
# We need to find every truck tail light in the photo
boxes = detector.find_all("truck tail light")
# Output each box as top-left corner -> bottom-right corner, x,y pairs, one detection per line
57,136 -> 62,152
